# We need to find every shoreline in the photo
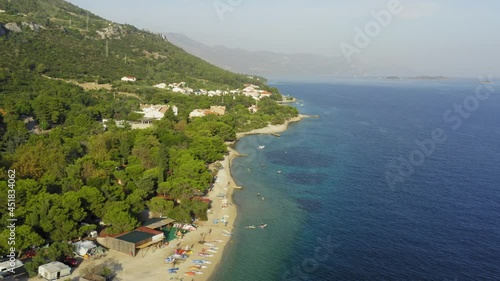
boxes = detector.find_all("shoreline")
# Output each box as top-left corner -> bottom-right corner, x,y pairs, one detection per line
58,115 -> 307,281
202,114 -> 308,281
235,114 -> 308,139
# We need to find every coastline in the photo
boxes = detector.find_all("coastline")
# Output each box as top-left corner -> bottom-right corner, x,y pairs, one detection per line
202,114 -> 308,281
63,115 -> 306,281
235,114 -> 308,139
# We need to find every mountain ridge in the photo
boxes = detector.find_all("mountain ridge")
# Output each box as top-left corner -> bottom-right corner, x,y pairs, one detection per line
165,32 -> 424,79
0,0 -> 269,89
165,32 -> 360,79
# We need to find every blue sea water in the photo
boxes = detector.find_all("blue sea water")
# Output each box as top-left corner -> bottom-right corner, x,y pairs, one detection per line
211,78 -> 500,281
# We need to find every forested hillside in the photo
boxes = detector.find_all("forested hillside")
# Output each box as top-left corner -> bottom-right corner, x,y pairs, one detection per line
0,0 -> 270,88
0,1 -> 298,274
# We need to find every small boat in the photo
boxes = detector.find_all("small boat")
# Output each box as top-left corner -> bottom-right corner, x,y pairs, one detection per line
245,225 -> 256,229
222,230 -> 233,236
184,271 -> 196,276
206,239 -> 223,243
175,249 -> 191,255
204,243 -> 215,247
165,256 -> 175,263
258,145 -> 265,150
207,249 -> 217,253
198,253 -> 214,257
190,265 -> 205,270
193,260 -> 212,264
168,268 -> 179,274
259,224 -> 267,229
192,260 -> 206,264
171,254 -> 185,259
277,170 -> 282,174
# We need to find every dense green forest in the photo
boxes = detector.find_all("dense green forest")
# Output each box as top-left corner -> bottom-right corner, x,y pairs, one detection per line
0,0 -> 298,269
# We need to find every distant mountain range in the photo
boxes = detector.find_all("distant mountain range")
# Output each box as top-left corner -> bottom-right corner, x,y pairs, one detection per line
165,33 -> 364,79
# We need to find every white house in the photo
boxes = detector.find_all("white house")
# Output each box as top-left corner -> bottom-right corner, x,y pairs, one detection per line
139,104 -> 178,120
172,87 -> 185,94
168,82 -> 186,88
243,86 -> 256,92
210,106 -> 226,116
121,76 -> 136,82
260,91 -> 273,99
189,109 -> 206,118
153,83 -> 167,89
189,106 -> 226,118
38,261 -> 71,280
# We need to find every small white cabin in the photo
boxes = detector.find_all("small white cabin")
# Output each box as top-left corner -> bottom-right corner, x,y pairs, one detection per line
121,76 -> 136,82
38,261 -> 71,280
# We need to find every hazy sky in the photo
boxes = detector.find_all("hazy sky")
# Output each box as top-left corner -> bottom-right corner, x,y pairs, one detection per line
68,0 -> 500,77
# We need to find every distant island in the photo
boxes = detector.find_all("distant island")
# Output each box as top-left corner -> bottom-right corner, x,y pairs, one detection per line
413,76 -> 449,80
386,76 -> 449,80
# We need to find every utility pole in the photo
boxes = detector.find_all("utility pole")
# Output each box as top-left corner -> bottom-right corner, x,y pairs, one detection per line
86,11 -> 89,31
105,40 -> 109,57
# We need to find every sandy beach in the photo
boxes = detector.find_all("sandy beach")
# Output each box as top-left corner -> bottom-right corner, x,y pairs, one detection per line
36,115 -> 306,281
60,152 -> 239,281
